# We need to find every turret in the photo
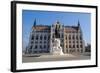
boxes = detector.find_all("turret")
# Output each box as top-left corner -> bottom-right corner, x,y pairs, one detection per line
33,19 -> 36,27
32,19 -> 37,30
78,20 -> 80,28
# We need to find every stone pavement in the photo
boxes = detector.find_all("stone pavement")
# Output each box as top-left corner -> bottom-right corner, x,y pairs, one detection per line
22,54 -> 90,63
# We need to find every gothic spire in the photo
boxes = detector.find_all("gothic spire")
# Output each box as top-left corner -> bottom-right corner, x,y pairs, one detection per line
77,20 -> 82,32
78,20 -> 80,27
33,19 -> 36,26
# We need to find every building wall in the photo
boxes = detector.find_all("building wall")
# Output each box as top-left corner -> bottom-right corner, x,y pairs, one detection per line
26,30 -> 50,54
63,29 -> 85,54
26,23 -> 85,55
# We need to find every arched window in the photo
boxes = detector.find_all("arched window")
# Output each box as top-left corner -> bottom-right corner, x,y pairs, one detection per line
73,45 -> 75,48
62,34 -> 63,38
53,34 -> 55,38
73,35 -> 75,39
80,36 -> 82,40
69,45 -> 71,48
44,41 -> 46,43
47,45 -> 49,49
80,41 -> 82,44
31,41 -> 33,44
35,45 -> 37,49
66,36 -> 67,40
80,45 -> 82,48
76,35 -> 78,40
77,45 -> 79,48
31,35 -> 34,40
36,35 -> 38,40
40,35 -> 42,40
66,45 -> 67,48
48,35 -> 50,40
40,45 -> 42,49
40,41 -> 42,43
44,45 -> 46,48
30,45 -> 32,49
69,41 -> 71,43
69,35 -> 71,40
77,41 -> 78,43
44,35 -> 46,40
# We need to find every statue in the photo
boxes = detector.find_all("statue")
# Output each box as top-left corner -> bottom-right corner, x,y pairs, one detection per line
55,22 -> 60,38
51,21 -> 64,55
51,38 -> 64,55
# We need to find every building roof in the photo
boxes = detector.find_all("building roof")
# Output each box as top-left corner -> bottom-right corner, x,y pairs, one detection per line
64,26 -> 79,32
33,25 -> 51,31
32,25 -> 79,32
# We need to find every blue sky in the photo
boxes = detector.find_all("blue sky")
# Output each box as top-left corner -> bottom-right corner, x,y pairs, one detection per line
22,10 -> 91,49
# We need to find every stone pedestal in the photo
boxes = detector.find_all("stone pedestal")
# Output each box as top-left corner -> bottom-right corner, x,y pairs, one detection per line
51,38 -> 64,55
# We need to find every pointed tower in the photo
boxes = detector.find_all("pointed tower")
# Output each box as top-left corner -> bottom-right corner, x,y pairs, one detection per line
33,19 -> 36,27
78,20 -> 80,28
77,20 -> 82,34
32,19 -> 37,32
32,19 -> 36,29
77,20 -> 81,31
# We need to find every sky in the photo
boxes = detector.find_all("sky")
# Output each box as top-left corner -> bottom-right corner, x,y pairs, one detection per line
22,10 -> 91,49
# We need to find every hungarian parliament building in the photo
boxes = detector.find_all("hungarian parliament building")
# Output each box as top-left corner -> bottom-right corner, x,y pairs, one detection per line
25,20 -> 85,55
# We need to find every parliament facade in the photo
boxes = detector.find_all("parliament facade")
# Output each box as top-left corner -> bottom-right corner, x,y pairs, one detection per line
25,20 -> 85,55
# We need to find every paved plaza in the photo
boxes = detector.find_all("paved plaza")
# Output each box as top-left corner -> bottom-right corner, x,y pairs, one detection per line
22,54 -> 90,63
